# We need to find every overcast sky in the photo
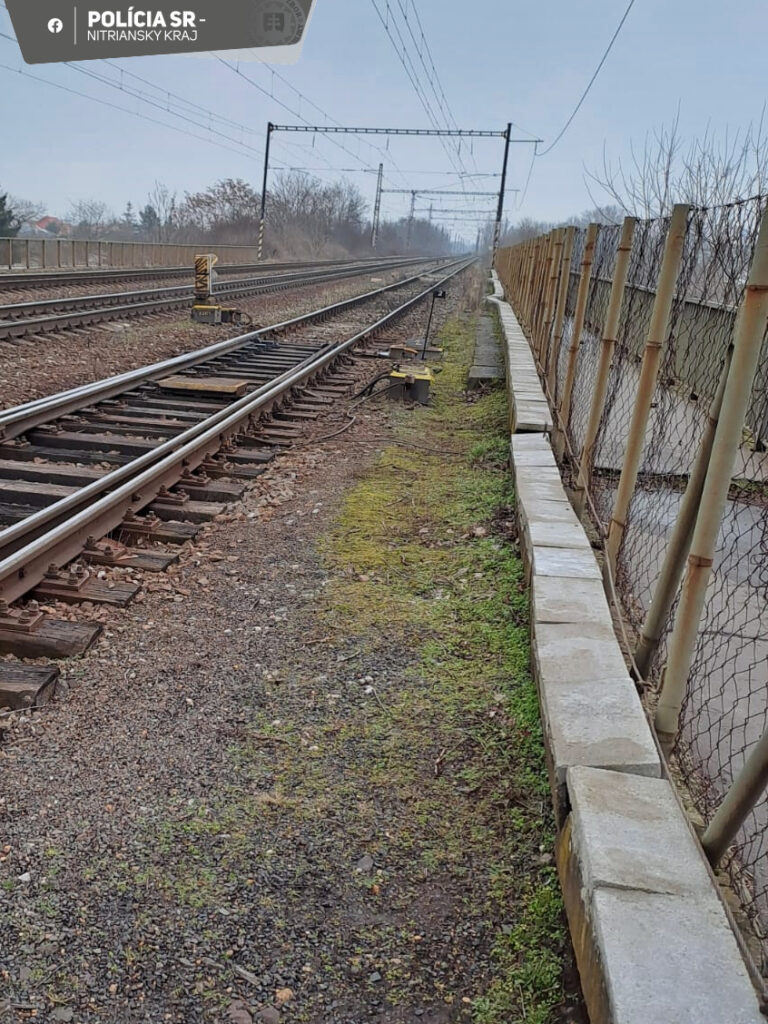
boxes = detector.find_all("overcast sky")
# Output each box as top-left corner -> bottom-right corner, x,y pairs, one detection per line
0,0 -> 765,243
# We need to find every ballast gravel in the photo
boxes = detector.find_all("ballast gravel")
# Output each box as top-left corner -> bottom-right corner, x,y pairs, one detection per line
0,296 -> 518,1024
0,266 -> 412,410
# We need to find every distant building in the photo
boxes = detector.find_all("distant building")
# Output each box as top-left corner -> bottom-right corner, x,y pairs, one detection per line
18,222 -> 52,237
34,216 -> 72,236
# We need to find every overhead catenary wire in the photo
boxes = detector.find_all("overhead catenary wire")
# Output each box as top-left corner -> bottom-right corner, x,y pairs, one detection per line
213,54 -> 388,177
212,52 -> 413,187
537,0 -> 637,156
64,61 -> 274,162
508,0 -> 636,216
0,6 -> 344,173
229,47 -> 410,179
0,48 -> 276,165
99,58 -> 272,141
393,0 -> 478,173
368,0 -> 470,181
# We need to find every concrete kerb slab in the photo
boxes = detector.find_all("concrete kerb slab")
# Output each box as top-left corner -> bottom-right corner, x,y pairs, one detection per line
493,297 -> 552,434
540,679 -> 662,823
532,546 -> 602,580
533,621 -> 631,684
488,270 -> 504,300
494,270 -> 763,1020
532,574 -> 613,627
468,315 -> 505,389
558,768 -> 765,1024
567,767 -> 712,896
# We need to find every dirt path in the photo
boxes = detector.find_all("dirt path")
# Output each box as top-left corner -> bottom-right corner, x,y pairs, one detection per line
0,304 -> 582,1023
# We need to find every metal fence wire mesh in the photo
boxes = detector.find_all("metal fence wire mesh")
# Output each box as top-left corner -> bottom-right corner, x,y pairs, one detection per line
554,227 -> 586,407
581,217 -> 670,530
561,223 -> 621,460
672,198 -> 768,961
498,197 -> 768,972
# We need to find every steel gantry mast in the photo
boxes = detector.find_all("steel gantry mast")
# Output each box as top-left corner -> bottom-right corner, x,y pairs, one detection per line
257,123 -> 541,259
371,163 -> 384,249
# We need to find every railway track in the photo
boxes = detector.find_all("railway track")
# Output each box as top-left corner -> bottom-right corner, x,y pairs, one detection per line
0,254 -> 415,292
0,255 -> 438,343
0,257 -> 473,688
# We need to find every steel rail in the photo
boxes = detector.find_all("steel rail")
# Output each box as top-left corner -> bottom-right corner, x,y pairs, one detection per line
0,260 -> 454,439
0,256 -> 430,319
0,255 -> 416,290
0,258 -> 475,602
0,256 -> 438,342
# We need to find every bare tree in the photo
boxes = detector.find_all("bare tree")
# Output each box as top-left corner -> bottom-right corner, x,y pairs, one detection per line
586,111 -> 768,216
178,178 -> 261,243
146,181 -> 178,242
266,172 -> 369,256
7,195 -> 46,226
67,198 -> 113,235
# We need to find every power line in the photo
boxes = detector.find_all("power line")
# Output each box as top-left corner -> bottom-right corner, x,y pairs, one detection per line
280,167 -> 500,177
515,144 -> 538,210
538,0 -> 637,156
416,207 -> 498,215
213,54 -> 391,178
212,53 -> 412,186
99,59 -> 269,142
394,0 -> 472,169
234,49 -> 410,177
64,61 -> 272,162
0,19 -> 286,166
0,47 -> 272,165
382,188 -> 503,196
368,0 -> 468,179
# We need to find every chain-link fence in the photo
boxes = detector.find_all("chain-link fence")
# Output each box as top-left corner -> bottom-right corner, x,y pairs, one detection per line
497,199 -> 768,972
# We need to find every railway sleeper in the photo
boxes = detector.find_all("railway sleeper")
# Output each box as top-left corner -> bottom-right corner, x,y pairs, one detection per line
0,458 -> 105,487
28,430 -> 158,456
117,514 -> 200,545
148,495 -> 225,524
0,478 -> 79,508
0,662 -> 59,711
33,565 -> 140,607
0,612 -> 102,660
98,404 -> 211,422
274,408 -> 319,422
0,443 -> 129,468
59,418 -> 197,439
174,472 -> 244,503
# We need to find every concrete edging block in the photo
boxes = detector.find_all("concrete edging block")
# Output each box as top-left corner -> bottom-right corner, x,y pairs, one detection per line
500,280 -> 763,1021
492,297 -> 552,434
532,546 -> 602,580
539,678 -> 662,823
532,574 -> 614,627
558,768 -> 764,1024
533,621 -> 630,682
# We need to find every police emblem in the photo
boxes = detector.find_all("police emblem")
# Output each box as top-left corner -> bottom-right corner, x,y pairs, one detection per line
254,0 -> 306,45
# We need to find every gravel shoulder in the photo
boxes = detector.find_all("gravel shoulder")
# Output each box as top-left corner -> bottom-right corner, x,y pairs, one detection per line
0,288 -> 583,1024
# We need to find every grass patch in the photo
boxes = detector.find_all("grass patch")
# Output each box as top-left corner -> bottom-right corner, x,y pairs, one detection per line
319,313 -> 575,1022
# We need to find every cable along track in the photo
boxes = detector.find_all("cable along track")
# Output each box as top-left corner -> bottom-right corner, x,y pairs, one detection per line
0,259 -> 473,629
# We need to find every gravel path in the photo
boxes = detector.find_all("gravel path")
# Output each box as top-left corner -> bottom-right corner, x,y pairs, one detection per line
0,285 -> 582,1024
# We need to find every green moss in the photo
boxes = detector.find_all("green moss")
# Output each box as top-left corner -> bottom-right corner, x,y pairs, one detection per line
317,313 -> 571,1022
34,311 -> 572,1021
